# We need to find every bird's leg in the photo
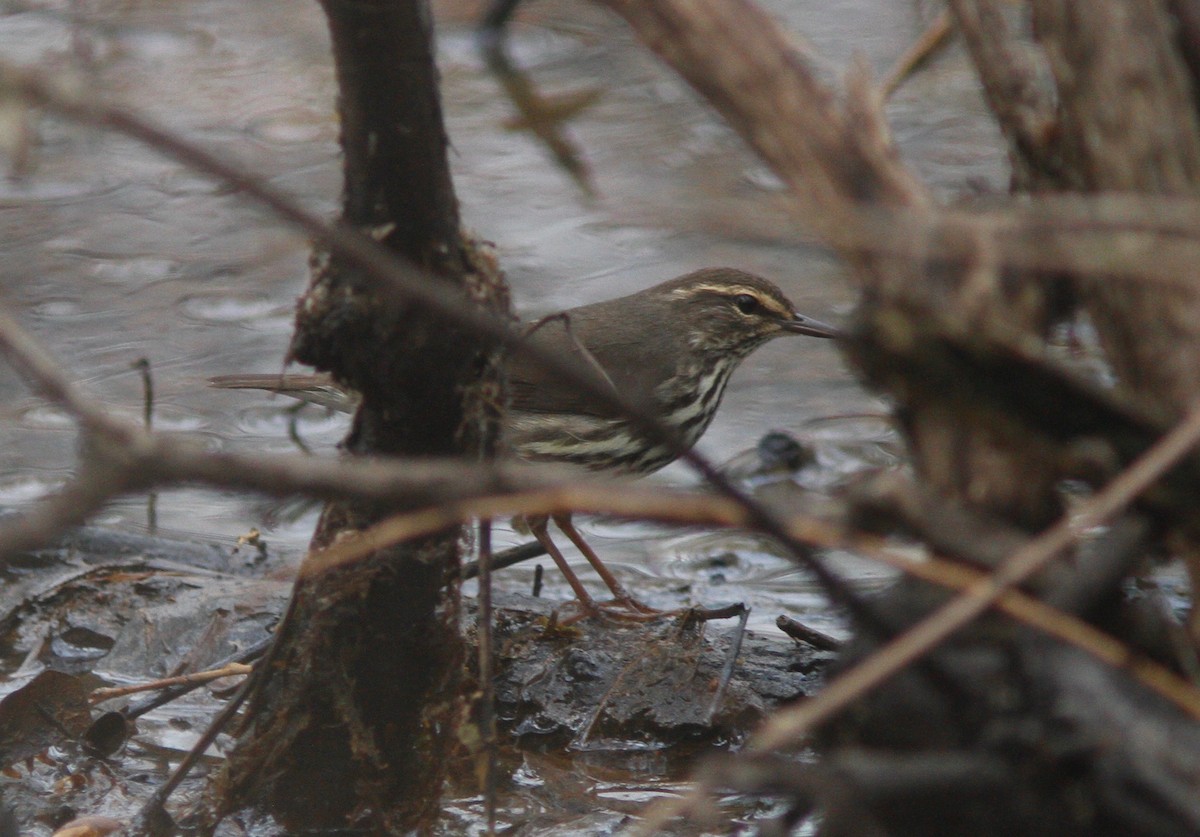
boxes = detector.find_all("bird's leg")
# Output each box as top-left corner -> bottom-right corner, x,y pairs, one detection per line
526,514 -> 735,622
525,514 -> 607,618
551,516 -> 750,624
550,513 -> 659,615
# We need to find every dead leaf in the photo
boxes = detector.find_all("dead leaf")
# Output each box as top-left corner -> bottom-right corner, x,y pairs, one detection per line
0,671 -> 91,767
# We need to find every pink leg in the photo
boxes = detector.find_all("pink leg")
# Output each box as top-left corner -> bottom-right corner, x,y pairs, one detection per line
526,515 -> 605,617
551,513 -> 658,614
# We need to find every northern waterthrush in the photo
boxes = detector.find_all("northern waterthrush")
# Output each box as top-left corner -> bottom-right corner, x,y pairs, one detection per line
212,267 -> 838,615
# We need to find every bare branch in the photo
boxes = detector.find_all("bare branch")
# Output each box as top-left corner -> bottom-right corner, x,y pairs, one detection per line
0,306 -> 125,433
597,0 -> 930,247
0,459 -> 131,559
949,0 -> 1062,188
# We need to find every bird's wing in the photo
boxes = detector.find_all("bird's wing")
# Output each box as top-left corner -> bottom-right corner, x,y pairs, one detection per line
507,300 -> 674,419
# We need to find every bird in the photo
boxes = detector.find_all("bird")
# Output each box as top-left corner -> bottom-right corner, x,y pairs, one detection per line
211,267 -> 838,617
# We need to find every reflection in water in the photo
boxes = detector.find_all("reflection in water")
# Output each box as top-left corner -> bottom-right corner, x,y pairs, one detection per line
177,292 -> 288,325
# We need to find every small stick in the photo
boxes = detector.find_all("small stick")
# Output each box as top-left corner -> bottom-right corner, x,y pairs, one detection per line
131,357 -> 154,429
90,663 -> 252,704
706,603 -> 750,721
132,357 -> 157,531
775,615 -> 842,651
286,402 -> 313,455
123,636 -> 271,721
463,540 -> 547,579
881,9 -> 954,98
476,520 -> 498,836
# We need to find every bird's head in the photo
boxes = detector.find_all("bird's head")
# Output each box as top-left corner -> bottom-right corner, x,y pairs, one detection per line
657,268 -> 839,357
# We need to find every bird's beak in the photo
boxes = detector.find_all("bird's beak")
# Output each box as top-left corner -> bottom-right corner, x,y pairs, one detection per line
782,312 -> 840,338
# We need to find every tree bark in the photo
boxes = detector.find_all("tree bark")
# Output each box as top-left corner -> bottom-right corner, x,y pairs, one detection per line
204,1 -> 509,832
1031,0 -> 1200,414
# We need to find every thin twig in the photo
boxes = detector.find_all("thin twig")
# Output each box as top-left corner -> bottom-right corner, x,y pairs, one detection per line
132,357 -> 154,429
0,306 -> 116,427
122,637 -> 272,721
476,520 -> 497,836
463,540 -> 547,580
90,663 -> 252,704
706,603 -> 750,722
135,673 -> 253,827
298,485 -> 759,577
775,616 -> 842,651
881,9 -> 954,98
132,357 -> 158,531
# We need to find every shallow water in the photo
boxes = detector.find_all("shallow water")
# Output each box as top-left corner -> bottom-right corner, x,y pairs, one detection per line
0,0 -> 1007,831
0,0 -> 1004,558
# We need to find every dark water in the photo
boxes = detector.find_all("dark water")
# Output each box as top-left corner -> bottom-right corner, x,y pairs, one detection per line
0,0 -> 1006,832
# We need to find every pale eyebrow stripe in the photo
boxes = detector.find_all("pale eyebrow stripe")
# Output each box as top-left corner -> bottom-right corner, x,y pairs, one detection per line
670,284 -> 793,317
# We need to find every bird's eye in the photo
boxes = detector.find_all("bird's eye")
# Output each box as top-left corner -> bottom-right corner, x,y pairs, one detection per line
732,294 -> 759,315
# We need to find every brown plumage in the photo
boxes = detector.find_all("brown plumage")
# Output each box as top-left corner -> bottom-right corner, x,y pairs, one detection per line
211,267 -> 838,617
502,268 -> 837,474
212,267 -> 836,472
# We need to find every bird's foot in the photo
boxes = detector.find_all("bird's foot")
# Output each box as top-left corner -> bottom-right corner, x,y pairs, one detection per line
557,597 -> 745,625
553,595 -> 665,625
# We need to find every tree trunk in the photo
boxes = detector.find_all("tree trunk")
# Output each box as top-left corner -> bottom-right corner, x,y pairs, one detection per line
204,1 -> 508,832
